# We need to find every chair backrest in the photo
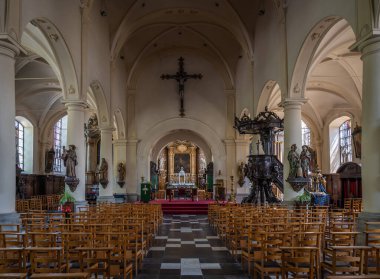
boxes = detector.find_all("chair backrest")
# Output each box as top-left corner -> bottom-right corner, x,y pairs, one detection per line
28,247 -> 64,273
0,247 -> 26,273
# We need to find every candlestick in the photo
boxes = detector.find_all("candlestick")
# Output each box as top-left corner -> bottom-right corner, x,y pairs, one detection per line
229,175 -> 236,203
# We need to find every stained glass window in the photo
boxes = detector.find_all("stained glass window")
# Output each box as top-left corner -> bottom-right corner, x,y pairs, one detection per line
339,120 -> 352,164
53,116 -> 67,172
302,120 -> 311,146
15,120 -> 24,170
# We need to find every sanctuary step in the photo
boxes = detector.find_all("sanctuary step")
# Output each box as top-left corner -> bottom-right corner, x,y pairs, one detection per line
149,200 -> 215,215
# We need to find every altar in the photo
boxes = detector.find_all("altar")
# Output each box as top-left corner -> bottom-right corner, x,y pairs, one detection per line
167,183 -> 196,189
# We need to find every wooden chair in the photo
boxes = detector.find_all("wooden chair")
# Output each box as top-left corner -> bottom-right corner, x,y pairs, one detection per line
253,231 -> 290,279
0,247 -> 27,277
28,232 -> 60,248
124,223 -> 143,276
27,247 -> 66,274
321,246 -> 371,276
241,230 -> 261,275
280,246 -> 319,279
364,222 -> 380,273
61,232 -> 92,273
107,232 -> 133,279
77,246 -> 111,279
0,232 -> 26,248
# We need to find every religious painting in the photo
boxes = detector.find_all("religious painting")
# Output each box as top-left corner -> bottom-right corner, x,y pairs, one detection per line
174,153 -> 190,173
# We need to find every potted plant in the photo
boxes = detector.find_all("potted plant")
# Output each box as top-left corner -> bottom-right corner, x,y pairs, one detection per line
294,190 -> 311,207
59,190 -> 75,214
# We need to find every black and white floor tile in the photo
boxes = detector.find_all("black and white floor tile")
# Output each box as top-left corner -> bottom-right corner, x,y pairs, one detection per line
136,215 -> 249,279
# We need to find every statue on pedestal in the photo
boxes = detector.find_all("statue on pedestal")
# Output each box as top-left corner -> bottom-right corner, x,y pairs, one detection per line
61,144 -> 79,192
96,158 -> 109,188
117,162 -> 126,187
61,145 -> 78,177
300,145 -> 311,178
287,144 -> 300,179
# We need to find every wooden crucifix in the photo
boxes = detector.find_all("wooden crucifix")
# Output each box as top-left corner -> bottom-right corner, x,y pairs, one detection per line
161,57 -> 203,117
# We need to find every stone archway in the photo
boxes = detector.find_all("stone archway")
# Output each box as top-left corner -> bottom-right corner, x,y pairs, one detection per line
22,18 -> 79,100
135,118 -> 226,192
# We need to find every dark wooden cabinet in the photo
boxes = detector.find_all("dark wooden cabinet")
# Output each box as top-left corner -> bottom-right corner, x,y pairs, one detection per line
324,162 -> 361,208
19,174 -> 65,198
324,173 -> 341,207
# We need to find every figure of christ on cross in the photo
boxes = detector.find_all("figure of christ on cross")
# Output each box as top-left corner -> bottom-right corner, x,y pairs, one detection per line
161,57 -> 203,117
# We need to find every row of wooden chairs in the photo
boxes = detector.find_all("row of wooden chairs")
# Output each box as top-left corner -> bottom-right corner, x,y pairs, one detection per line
16,195 -> 62,212
208,204 -> 380,278
0,203 -> 163,278
344,198 -> 363,213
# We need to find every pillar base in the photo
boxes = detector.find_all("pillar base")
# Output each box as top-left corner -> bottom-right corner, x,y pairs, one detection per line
127,194 -> 139,203
357,212 -> 380,245
74,200 -> 88,212
0,212 -> 20,224
97,196 -> 116,203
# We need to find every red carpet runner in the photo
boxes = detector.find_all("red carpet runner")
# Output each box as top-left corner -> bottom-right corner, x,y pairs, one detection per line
149,199 -> 218,215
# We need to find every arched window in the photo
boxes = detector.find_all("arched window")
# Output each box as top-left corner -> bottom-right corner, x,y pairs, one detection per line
53,116 -> 68,173
339,120 -> 352,164
301,120 -> 311,146
15,120 -> 25,170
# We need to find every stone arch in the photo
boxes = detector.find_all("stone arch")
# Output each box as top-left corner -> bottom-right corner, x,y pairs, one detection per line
39,110 -> 67,149
137,118 -> 226,182
126,26 -> 235,90
151,130 -> 212,164
325,110 -> 356,128
110,5 -> 253,62
113,109 -> 126,140
289,16 -> 354,98
89,81 -> 111,127
257,80 -> 281,114
21,18 -> 79,100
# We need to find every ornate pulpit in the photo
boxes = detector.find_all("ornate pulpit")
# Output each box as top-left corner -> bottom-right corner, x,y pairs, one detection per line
234,107 -> 284,204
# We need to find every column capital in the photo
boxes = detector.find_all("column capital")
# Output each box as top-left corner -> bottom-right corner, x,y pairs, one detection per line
279,98 -> 308,109
99,126 -> 115,133
350,34 -> 380,55
113,139 -> 128,145
63,100 -> 88,110
0,35 -> 27,58
223,139 -> 235,146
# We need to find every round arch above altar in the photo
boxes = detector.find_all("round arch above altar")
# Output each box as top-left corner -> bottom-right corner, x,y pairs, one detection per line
136,118 -> 227,184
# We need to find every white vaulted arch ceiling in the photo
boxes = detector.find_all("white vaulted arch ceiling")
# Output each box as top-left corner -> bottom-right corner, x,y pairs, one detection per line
108,0 -> 260,89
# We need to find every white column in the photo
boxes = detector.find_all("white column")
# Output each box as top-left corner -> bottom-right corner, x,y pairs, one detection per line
65,102 -> 86,202
113,139 -> 127,194
126,140 -> 138,195
224,139 -> 236,194
98,127 -> 114,199
282,98 -> 307,201
0,43 -> 18,214
360,39 -> 380,213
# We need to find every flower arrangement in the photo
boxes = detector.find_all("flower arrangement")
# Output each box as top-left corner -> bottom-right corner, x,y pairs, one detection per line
295,190 -> 311,206
59,190 -> 75,213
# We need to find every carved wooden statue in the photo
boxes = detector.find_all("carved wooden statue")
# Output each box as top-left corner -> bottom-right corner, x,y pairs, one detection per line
61,145 -> 78,177
287,144 -> 300,179
300,145 -> 311,178
97,158 -> 108,188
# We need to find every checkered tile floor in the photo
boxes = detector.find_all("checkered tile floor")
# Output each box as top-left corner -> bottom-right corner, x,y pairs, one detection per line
136,215 -> 249,279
